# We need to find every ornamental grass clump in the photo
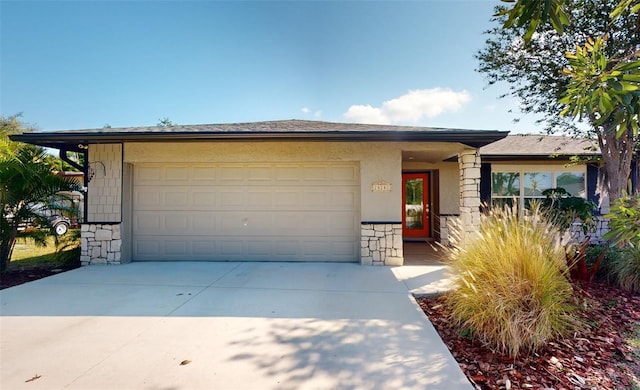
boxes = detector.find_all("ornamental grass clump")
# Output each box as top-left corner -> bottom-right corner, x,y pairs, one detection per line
444,204 -> 576,357
608,245 -> 640,292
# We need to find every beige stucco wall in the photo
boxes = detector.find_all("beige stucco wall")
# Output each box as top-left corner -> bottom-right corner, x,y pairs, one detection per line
78,140 -> 475,265
122,141 -> 464,222
402,161 -> 460,215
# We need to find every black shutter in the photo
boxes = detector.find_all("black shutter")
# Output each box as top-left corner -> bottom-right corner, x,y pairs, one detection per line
480,163 -> 492,211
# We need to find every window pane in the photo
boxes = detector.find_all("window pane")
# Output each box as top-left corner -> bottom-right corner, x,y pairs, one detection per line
491,198 -> 515,209
404,178 -> 424,230
492,172 -> 520,196
556,172 -> 585,197
524,172 -> 552,196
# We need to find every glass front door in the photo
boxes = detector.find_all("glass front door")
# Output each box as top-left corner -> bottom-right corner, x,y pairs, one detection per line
402,173 -> 430,237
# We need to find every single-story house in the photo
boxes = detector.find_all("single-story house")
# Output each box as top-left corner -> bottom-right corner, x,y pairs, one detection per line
11,120 -> 616,266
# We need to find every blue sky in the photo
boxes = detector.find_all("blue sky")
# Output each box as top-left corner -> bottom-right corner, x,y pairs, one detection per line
1,0 -> 542,133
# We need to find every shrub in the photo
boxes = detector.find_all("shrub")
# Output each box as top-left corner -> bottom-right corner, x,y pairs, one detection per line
540,187 -> 598,235
603,193 -> 640,247
54,228 -> 81,268
584,244 -> 624,281
607,245 -> 640,291
443,204 -> 576,357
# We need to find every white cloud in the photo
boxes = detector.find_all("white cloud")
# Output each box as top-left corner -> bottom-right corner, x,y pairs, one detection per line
302,107 -> 323,119
343,88 -> 471,125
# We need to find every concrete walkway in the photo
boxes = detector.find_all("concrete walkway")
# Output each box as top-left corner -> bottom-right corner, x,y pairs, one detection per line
0,262 -> 466,390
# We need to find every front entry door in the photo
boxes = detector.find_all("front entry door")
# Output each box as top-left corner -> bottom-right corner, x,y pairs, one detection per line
402,173 -> 430,237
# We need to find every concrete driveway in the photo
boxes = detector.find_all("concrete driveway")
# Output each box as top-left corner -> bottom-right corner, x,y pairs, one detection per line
0,262 -> 468,389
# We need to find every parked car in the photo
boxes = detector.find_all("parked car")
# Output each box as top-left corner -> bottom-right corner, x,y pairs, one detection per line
14,214 -> 71,236
50,215 -> 71,236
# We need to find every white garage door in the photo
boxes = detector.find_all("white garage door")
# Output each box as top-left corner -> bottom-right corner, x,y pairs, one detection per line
132,163 -> 360,262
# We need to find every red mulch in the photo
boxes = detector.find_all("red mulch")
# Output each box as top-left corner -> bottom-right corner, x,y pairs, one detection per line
417,283 -> 640,389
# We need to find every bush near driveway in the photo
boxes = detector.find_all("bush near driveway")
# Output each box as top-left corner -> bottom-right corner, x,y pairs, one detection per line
442,204 -> 577,357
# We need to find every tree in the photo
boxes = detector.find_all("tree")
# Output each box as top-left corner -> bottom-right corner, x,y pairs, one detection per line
157,117 -> 175,127
0,115 -> 81,273
478,0 -> 640,200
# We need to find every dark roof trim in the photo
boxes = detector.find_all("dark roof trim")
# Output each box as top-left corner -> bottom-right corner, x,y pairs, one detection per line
482,155 -> 601,161
11,129 -> 509,152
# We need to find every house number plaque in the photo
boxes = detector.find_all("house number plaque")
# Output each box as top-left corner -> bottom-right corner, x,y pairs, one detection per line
371,180 -> 392,193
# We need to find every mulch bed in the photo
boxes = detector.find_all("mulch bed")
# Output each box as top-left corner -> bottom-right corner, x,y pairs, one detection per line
0,265 -> 79,290
417,282 -> 640,389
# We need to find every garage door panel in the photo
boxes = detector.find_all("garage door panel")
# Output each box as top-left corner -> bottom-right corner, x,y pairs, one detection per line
136,239 -> 162,257
134,213 -> 163,233
220,191 -> 244,207
220,166 -> 245,181
331,191 -> 358,209
164,240 -> 188,256
190,166 -> 217,182
219,240 -> 243,255
248,167 -> 273,181
192,213 -> 217,231
248,240 -> 273,255
135,190 -> 161,209
192,240 -> 216,256
133,163 -> 359,262
136,166 -> 162,183
331,165 -> 359,182
247,191 -> 273,207
302,166 -> 328,181
275,167 -> 300,182
192,191 -> 217,207
165,191 -> 189,208
165,167 -> 189,182
274,192 -> 300,208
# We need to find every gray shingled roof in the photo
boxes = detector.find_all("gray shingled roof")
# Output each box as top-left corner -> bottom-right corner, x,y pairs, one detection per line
480,134 -> 600,158
26,119 -> 496,134
11,119 -> 509,152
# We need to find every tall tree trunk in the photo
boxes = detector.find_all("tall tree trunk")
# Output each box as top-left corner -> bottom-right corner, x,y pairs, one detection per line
0,229 -> 17,274
597,123 -> 634,202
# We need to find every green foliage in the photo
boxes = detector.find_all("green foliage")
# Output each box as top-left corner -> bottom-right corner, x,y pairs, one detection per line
0,118 -> 81,273
540,187 -> 598,234
611,0 -> 640,19
54,228 -> 81,268
157,117 -> 175,127
607,245 -> 640,291
560,36 -> 640,136
478,0 -> 639,201
603,193 -> 640,246
443,203 -> 576,357
498,0 -> 570,42
585,244 -> 624,280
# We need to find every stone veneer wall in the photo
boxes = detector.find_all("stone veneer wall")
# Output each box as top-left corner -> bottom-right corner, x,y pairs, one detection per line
81,223 -> 122,265
438,214 -> 460,245
361,223 -> 403,266
569,217 -> 610,244
458,150 -> 482,238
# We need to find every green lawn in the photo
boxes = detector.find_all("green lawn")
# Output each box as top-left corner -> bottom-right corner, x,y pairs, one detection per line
10,231 -> 80,269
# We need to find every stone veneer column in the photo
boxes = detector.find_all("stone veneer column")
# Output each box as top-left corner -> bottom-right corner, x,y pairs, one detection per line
81,223 -> 122,265
438,215 -> 461,245
458,150 -> 482,239
360,223 -> 403,266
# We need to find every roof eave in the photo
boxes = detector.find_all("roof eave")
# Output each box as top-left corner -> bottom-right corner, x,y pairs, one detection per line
482,154 -> 601,161
10,130 -> 509,150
